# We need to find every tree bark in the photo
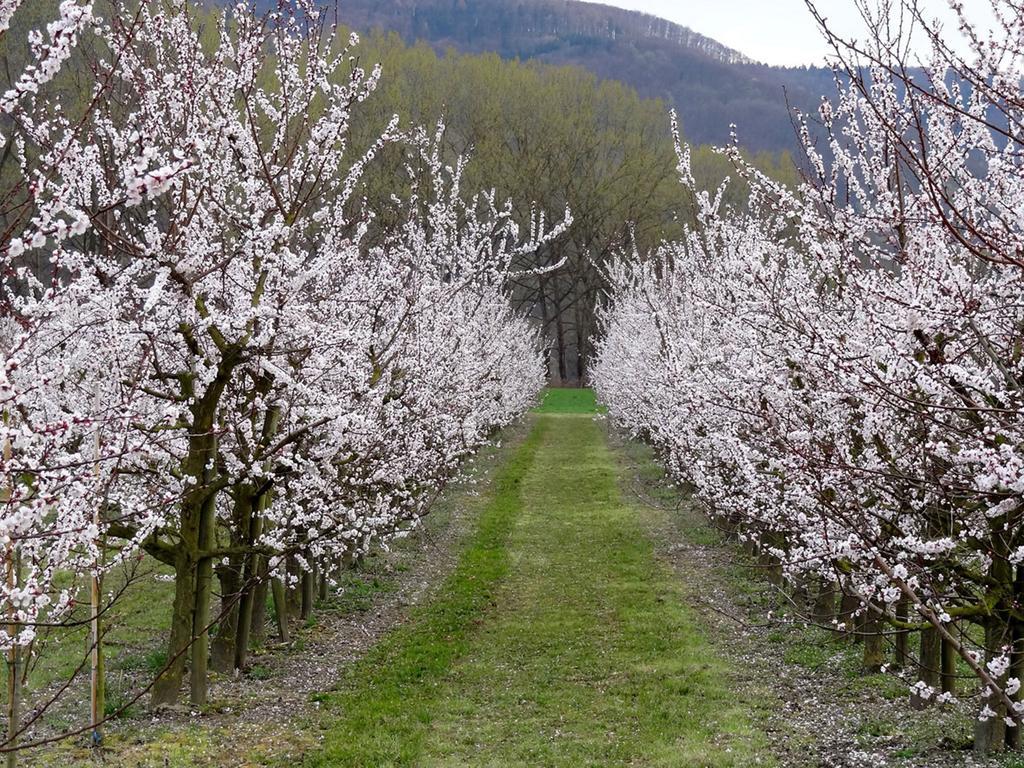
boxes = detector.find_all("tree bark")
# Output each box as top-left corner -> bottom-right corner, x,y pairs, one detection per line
975,621 -> 1008,755
210,561 -> 241,674
553,296 -> 568,385
537,272 -> 552,381
271,577 -> 290,642
1007,572 -> 1024,750
976,509 -> 1015,754
189,459 -> 219,707
301,559 -> 315,621
234,403 -> 281,668
941,634 -> 957,695
861,607 -> 885,674
840,592 -> 862,642
1006,623 -> 1023,750
152,357 -> 232,707
250,566 -> 269,648
6,548 -> 21,768
812,580 -> 836,626
574,303 -> 588,383
911,627 -> 941,710
211,492 -> 249,674
318,569 -> 328,602
893,598 -> 909,669
234,500 -> 265,670
152,546 -> 197,707
285,556 -> 302,621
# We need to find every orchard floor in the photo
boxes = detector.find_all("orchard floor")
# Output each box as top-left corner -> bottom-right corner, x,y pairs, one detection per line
31,390 -> 1018,767
305,389 -> 766,767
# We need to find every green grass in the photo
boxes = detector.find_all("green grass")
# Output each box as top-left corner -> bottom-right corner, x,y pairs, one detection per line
326,571 -> 397,615
305,412 -> 766,767
533,387 -> 606,414
16,558 -> 175,733
303,417 -> 548,767
615,429 -> 1001,766
779,630 -> 837,671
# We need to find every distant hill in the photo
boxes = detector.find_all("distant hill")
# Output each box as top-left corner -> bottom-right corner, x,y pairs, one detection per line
304,0 -> 837,154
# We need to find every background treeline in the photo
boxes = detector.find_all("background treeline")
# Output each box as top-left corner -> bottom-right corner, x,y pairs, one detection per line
343,31 -> 800,381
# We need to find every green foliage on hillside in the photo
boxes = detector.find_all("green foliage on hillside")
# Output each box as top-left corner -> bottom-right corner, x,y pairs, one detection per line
289,0 -> 836,153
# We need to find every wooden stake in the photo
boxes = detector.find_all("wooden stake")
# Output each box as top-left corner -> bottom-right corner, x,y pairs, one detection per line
4,436 -> 19,768
90,410 -> 104,746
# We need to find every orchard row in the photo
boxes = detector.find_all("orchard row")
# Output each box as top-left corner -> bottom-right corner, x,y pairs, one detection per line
0,0 -> 566,752
594,0 -> 1024,756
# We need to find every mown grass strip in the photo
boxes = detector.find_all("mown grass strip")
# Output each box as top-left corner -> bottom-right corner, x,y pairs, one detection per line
533,387 -> 606,414
417,413 -> 767,767
303,418 -> 546,768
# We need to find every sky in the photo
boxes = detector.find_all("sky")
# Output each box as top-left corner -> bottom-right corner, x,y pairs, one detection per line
599,1 -> 997,67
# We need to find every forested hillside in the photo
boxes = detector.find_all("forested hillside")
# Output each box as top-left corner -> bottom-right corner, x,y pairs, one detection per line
286,0 -> 837,153
205,0 -> 818,378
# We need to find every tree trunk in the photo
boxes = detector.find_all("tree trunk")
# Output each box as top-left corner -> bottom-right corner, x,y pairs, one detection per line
1006,621 -> 1023,750
90,418 -> 105,746
758,535 -> 784,588
1007,573 -> 1024,750
232,400 -> 281,669
271,577 -> 290,642
285,556 -> 302,621
250,567 -> 269,648
5,643 -> 18,768
975,621 -> 1008,755
861,608 -> 885,674
574,306 -> 588,383
537,273 -> 552,381
976,508 -> 1014,754
893,598 -> 909,669
211,490 -> 249,674
210,561 -> 240,674
152,547 -> 196,707
152,370 -> 229,707
301,558 -> 315,621
318,570 -> 328,602
941,634 -> 957,695
189,461 -> 219,708
554,303 -> 568,385
6,548 -> 21,768
234,566 -> 257,670
234,502 -> 265,670
840,592 -> 862,641
812,580 -> 836,626
911,627 -> 941,710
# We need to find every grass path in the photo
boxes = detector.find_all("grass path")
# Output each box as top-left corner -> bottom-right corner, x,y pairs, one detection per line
307,390 -> 766,767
